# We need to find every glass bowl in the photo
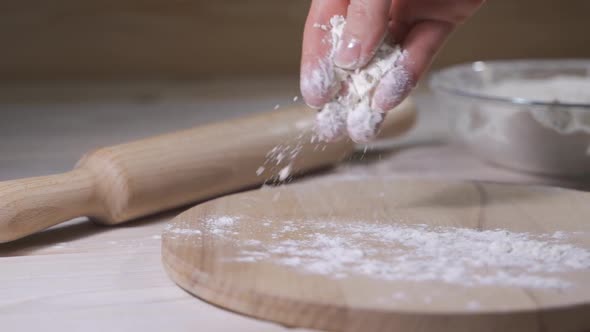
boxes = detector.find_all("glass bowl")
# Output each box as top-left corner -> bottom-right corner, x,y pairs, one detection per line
430,59 -> 590,177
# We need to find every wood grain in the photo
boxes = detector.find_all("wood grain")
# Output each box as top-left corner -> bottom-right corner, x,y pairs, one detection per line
0,0 -> 309,80
1,82 -> 588,332
163,178 -> 590,332
0,0 -> 588,79
0,216 -> 312,332
0,100 -> 416,243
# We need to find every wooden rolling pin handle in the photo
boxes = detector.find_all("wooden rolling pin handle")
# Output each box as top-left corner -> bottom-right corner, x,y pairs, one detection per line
0,169 -> 98,243
0,100 -> 416,243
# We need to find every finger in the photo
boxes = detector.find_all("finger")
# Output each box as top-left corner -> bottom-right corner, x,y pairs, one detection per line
316,101 -> 348,142
334,0 -> 391,70
372,19 -> 454,112
387,19 -> 410,45
346,103 -> 384,143
301,0 -> 349,109
388,0 -> 410,43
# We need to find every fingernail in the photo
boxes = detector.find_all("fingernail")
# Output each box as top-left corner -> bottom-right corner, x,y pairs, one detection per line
334,35 -> 361,69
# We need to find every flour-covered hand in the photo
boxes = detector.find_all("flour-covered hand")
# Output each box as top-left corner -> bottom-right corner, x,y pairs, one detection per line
300,0 -> 485,113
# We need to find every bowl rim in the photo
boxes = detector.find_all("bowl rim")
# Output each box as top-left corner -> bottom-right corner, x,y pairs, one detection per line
429,59 -> 590,109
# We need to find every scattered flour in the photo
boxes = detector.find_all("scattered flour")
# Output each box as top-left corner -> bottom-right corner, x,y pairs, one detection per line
199,216 -> 590,289
209,216 -> 237,228
257,127 -> 330,182
313,15 -> 409,143
278,164 -> 292,181
164,226 -> 202,236
260,141 -> 302,183
164,216 -> 240,238
256,166 -> 265,176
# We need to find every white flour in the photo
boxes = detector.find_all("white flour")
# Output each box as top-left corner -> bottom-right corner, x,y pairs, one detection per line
481,76 -> 590,135
169,215 -> 590,289
257,136 -> 310,182
255,119 -> 330,182
454,75 -> 590,175
313,15 -> 408,143
277,164 -> 292,181
165,216 -> 240,239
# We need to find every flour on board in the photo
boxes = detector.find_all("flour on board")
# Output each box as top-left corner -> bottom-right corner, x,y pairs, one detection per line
189,215 -> 590,289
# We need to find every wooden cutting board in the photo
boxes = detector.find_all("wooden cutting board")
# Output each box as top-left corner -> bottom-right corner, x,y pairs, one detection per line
162,178 -> 590,332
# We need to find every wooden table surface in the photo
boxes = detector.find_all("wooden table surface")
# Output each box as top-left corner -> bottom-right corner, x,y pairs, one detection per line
0,78 -> 586,332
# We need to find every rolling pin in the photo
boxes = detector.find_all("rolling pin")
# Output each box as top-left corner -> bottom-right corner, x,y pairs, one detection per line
0,100 -> 416,243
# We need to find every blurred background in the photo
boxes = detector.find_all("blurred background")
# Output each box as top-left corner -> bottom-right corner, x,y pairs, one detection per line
0,0 -> 588,81
0,0 -> 589,180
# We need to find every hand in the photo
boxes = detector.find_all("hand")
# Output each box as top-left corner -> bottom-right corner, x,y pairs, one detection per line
300,0 -> 485,112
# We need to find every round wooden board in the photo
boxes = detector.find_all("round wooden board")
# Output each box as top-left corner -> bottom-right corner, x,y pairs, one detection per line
162,179 -> 590,332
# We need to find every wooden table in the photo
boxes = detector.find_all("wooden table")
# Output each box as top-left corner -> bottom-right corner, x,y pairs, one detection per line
0,78 -> 586,332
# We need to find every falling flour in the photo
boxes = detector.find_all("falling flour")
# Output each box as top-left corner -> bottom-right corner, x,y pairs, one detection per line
255,122 -> 329,182
257,138 -> 308,182
256,166 -> 265,176
172,215 -> 590,289
312,15 -> 409,143
277,164 -> 292,181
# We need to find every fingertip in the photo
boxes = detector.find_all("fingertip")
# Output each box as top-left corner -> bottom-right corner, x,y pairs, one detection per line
300,58 -> 340,109
301,0 -> 349,108
371,20 -> 453,112
346,103 -> 385,144
371,63 -> 414,113
315,102 -> 347,142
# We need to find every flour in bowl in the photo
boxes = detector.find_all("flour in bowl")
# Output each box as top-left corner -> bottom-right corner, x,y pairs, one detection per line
452,75 -> 590,175
483,76 -> 590,135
